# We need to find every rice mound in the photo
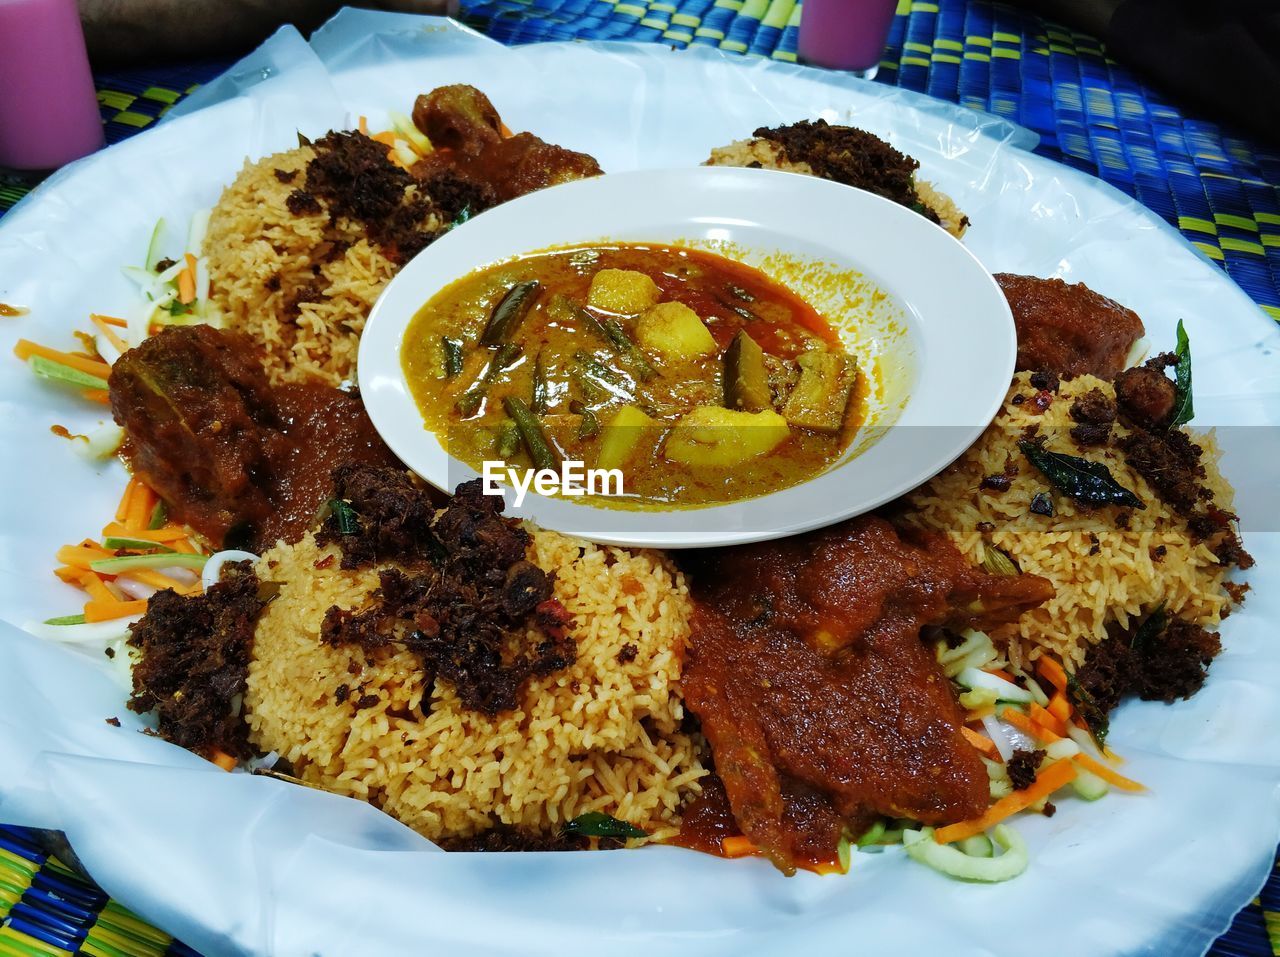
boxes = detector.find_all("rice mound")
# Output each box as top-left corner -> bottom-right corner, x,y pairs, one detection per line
244,527 -> 706,842
706,138 -> 969,239
204,147 -> 426,387
904,372 -> 1239,670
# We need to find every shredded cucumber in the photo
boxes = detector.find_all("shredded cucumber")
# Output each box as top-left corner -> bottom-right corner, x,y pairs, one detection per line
903,825 -> 1028,882
855,820 -> 886,847
388,110 -> 433,154
1071,764 -> 1110,801
957,666 -> 1033,704
145,217 -> 166,270
29,355 -> 109,392
44,614 -> 87,626
90,552 -> 207,574
957,834 -> 994,858
836,836 -> 852,874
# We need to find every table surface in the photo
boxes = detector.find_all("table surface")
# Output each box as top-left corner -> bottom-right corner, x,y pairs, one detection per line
0,1 -> 1277,955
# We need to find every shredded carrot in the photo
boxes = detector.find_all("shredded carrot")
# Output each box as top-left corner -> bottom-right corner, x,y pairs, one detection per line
370,130 -> 397,148
1074,753 -> 1144,791
358,115 -> 369,135
499,121 -> 514,138
84,599 -> 147,622
934,759 -> 1078,844
177,253 -> 197,305
89,314 -> 129,354
125,483 -> 157,532
169,537 -> 198,554
115,477 -> 141,522
210,749 -> 238,772
961,726 -> 1000,759
81,389 -> 110,405
78,571 -> 118,605
984,667 -> 1015,682
56,544 -> 115,570
1047,690 -> 1072,723
1028,702 -> 1069,737
101,522 -> 187,543
1036,656 -> 1069,693
721,836 -> 760,859
118,567 -> 189,592
13,339 -> 112,380
1000,706 -> 1062,743
91,313 -> 128,329
54,565 -> 82,583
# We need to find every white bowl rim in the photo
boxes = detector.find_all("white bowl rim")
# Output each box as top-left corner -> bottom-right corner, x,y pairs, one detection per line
358,165 -> 1015,547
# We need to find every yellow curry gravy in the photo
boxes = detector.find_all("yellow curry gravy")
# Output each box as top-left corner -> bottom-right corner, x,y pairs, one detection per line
401,244 -> 868,507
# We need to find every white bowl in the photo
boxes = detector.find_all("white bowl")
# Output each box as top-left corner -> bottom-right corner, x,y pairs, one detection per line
359,166 -> 1014,547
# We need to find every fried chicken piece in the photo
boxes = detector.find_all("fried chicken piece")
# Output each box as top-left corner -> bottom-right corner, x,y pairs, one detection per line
1115,354 -> 1178,430
410,84 -> 602,208
681,517 -> 1052,874
110,326 -> 400,550
995,274 -> 1145,380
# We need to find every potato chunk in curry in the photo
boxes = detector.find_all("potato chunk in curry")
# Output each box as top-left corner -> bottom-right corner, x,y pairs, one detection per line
665,406 -> 791,467
588,268 -> 662,314
637,301 -> 718,361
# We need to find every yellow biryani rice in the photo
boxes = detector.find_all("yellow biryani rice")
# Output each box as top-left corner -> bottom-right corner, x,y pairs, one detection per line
904,371 -> 1238,670
244,526 -> 706,842
204,146 -> 435,386
706,138 -> 969,239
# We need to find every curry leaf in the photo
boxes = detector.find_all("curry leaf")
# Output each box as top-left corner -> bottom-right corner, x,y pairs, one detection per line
1170,319 -> 1194,429
1066,672 -> 1110,746
1018,442 -> 1144,510
1130,602 -> 1167,653
563,811 -> 646,840
327,498 -> 360,536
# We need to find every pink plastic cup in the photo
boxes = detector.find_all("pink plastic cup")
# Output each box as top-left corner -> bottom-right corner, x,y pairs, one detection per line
0,0 -> 104,170
797,0 -> 899,78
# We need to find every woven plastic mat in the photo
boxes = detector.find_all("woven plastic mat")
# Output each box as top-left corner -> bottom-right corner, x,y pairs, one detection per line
2,1 -> 1278,955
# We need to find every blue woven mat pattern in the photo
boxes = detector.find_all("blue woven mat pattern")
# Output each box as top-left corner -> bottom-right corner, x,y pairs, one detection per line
1,2 -> 1278,955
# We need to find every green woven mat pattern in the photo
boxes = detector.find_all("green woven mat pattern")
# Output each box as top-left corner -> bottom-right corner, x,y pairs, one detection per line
0,828 -> 198,957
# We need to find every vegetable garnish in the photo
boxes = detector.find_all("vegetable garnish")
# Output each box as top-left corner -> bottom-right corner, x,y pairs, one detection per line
903,824 -> 1028,882
89,553 -> 208,574
961,726 -> 1000,759
934,759 -> 1077,845
1129,602 -> 1168,653
1073,753 -> 1144,792
27,355 -> 110,392
43,614 -> 87,626
563,811 -> 647,840
14,339 -> 112,380
1170,319 -> 1193,428
102,536 -> 176,553
1066,671 -> 1110,746
323,499 -> 361,536
720,835 -> 759,858
1018,441 -> 1144,510
84,599 -> 149,623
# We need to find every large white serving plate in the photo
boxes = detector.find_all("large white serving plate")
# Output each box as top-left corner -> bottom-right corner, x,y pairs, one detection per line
359,165 -> 1016,547
0,13 -> 1278,957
